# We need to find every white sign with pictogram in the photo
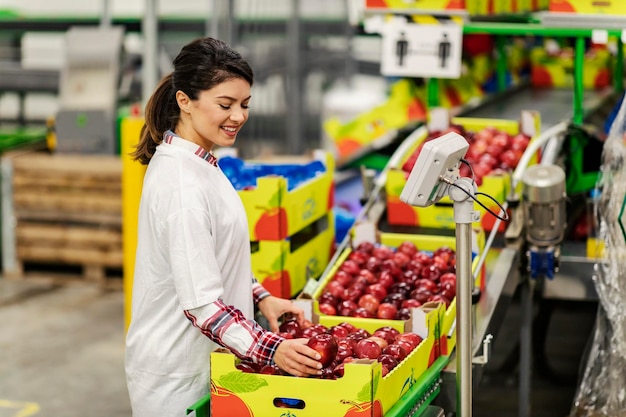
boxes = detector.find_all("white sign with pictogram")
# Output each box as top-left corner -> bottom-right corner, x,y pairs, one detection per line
377,18 -> 463,79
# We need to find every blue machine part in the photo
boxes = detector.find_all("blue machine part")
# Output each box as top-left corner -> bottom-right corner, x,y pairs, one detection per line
528,247 -> 556,279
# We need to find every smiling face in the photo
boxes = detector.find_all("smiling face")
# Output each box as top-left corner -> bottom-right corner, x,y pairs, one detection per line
174,77 -> 251,151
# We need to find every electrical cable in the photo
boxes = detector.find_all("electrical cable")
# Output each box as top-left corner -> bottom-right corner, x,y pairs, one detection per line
447,177 -> 511,222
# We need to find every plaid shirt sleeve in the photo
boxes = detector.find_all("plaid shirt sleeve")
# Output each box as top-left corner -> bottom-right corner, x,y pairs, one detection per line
185,299 -> 283,365
251,277 -> 271,305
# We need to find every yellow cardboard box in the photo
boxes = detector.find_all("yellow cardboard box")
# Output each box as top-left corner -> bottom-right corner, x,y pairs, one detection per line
385,113 -> 540,231
550,0 -> 626,14
252,212 -> 335,298
238,150 -> 335,241
209,302 -> 444,417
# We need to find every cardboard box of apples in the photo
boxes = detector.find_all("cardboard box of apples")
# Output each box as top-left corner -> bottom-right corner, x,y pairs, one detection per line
209,299 -> 444,417
309,225 -> 485,360
225,149 -> 335,242
385,110 -> 541,231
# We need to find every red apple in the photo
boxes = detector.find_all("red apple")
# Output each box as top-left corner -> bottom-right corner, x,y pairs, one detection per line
382,293 -> 405,310
325,280 -> 346,299
319,303 -> 337,316
259,364 -> 282,375
365,283 -> 388,301
333,362 -> 346,378
396,308 -> 412,320
440,281 -> 456,300
338,300 -> 358,317
401,299 -> 422,309
377,353 -> 399,371
372,246 -> 394,260
415,278 -> 439,293
372,329 -> 396,345
236,361 -> 260,373
420,264 -> 442,282
318,292 -> 339,308
278,319 -> 301,337
352,307 -> 375,318
338,322 -> 357,334
335,344 -> 353,363
328,325 -> 350,339
333,270 -> 354,287
355,338 -> 382,359
307,333 -> 339,368
340,260 -> 361,276
397,241 -> 418,257
377,270 -> 396,289
396,332 -> 423,350
358,269 -> 378,284
301,326 -> 325,338
410,287 -> 433,303
391,251 -> 411,268
358,294 -> 380,314
355,241 -> 375,254
440,272 -> 457,286
276,331 -> 295,340
395,339 -> 415,354
376,303 -> 398,319
347,251 -> 368,267
429,294 -> 452,308
368,335 -> 388,350
383,344 -> 408,362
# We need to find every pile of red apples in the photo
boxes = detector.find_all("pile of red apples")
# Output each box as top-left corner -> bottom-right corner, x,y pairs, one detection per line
317,241 -> 456,321
237,320 -> 423,379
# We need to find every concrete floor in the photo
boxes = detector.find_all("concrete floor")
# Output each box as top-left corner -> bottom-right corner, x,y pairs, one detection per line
0,277 -> 597,417
0,279 -> 130,417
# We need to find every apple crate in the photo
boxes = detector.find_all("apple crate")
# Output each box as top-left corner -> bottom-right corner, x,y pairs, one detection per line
237,150 -> 335,242
309,228 -> 486,357
252,212 -> 335,299
205,301 -> 443,417
385,112 -> 541,231
549,0 -> 626,14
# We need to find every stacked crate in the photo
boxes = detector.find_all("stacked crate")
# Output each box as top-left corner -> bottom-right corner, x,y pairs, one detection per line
239,150 -> 336,299
1,151 -> 122,286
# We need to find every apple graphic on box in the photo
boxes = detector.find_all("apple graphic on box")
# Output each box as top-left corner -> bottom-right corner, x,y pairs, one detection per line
254,206 -> 288,240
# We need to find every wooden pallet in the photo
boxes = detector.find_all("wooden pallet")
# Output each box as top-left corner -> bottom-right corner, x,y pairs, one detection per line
1,151 -> 123,288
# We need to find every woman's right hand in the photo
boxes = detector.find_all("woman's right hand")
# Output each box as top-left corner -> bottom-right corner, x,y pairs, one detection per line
273,338 -> 322,377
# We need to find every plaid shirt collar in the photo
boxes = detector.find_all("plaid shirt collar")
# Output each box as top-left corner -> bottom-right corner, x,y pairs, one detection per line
162,130 -> 218,167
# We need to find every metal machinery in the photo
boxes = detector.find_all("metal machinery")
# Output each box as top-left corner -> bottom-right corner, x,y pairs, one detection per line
54,26 -> 125,154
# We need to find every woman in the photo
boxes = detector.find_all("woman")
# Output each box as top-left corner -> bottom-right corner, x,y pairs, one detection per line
125,37 -> 322,416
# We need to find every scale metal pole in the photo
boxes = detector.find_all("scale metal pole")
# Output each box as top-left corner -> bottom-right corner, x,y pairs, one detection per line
450,177 -> 479,417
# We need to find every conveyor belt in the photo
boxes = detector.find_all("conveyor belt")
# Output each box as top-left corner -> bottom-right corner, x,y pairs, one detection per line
459,85 -> 615,131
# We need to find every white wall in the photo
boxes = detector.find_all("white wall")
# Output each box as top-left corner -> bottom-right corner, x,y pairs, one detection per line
0,0 -> 347,18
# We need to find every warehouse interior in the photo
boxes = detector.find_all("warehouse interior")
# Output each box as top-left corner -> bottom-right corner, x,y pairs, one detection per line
0,0 -> 622,416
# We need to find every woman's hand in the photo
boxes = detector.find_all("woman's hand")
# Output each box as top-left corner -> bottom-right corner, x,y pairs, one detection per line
257,295 -> 304,333
273,338 -> 322,377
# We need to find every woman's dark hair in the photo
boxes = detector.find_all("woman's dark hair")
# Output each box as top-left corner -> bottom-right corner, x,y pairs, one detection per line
132,37 -> 254,164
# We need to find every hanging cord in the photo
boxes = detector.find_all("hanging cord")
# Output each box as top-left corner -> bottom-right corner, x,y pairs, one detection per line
445,159 -> 511,223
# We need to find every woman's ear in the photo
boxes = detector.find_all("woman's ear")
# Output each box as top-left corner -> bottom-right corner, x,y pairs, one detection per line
175,90 -> 191,113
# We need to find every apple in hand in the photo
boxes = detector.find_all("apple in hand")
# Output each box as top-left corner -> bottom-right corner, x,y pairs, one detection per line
307,333 -> 339,368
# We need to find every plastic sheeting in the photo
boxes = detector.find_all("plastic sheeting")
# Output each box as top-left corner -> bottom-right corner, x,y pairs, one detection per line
571,95 -> 626,417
